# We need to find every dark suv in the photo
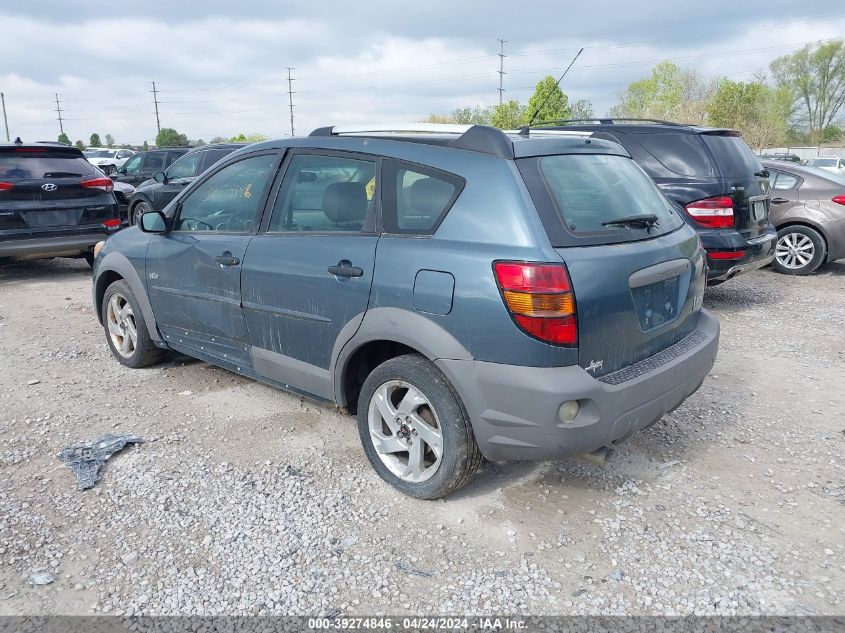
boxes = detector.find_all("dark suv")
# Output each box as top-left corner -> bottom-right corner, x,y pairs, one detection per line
93,124 -> 719,499
127,143 -> 245,225
0,140 -> 121,266
541,120 -> 777,285
112,148 -> 190,186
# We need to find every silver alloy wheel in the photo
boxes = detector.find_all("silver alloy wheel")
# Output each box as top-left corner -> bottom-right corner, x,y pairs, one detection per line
106,293 -> 137,358
776,232 -> 815,270
367,380 -> 444,483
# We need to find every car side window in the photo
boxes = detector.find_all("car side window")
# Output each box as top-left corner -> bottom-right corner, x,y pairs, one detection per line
166,151 -> 202,180
123,155 -> 142,174
173,154 -> 278,233
382,160 -> 463,234
142,153 -> 166,171
268,154 -> 376,233
772,172 -> 799,190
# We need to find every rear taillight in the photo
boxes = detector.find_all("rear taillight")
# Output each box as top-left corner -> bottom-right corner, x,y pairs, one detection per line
494,261 -> 577,345
102,218 -> 121,229
0,182 -> 12,191
80,177 -> 114,193
685,196 -> 734,229
833,195 -> 845,206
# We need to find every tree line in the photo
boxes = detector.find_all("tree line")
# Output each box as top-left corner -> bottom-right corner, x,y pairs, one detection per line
426,39 -> 845,149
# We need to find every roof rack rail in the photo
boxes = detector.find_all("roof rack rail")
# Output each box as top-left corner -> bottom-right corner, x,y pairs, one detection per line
524,118 -> 687,129
309,123 -> 515,159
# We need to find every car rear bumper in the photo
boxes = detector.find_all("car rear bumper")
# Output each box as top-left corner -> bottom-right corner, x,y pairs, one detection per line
705,227 -> 776,284
437,309 -> 720,461
0,232 -> 109,258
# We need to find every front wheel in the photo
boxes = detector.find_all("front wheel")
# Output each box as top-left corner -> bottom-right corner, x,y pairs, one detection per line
102,280 -> 166,368
132,201 -> 152,226
357,354 -> 482,499
773,225 -> 826,275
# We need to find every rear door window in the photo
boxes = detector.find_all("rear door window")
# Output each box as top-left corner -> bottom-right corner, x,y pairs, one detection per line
520,153 -> 682,244
700,134 -> 762,178
382,161 -> 463,234
0,151 -> 96,179
142,153 -> 166,171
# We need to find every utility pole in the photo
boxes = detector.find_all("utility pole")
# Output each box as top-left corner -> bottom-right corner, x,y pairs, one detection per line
150,81 -> 161,135
285,67 -> 295,136
54,93 -> 65,137
497,39 -> 507,104
1,92 -> 9,142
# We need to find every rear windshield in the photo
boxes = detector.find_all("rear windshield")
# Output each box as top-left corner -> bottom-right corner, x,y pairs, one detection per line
535,154 -> 682,237
626,132 -> 716,178
0,151 -> 96,179
700,134 -> 762,178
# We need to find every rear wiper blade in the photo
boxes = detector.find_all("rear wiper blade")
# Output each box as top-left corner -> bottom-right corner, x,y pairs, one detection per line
602,214 -> 659,228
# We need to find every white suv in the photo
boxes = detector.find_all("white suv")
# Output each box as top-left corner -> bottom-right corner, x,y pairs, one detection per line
84,148 -> 135,174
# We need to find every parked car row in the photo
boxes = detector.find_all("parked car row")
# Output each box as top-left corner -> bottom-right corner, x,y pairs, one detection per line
83,148 -> 135,175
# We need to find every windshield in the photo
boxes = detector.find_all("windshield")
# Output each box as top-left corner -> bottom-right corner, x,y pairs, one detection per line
808,158 -> 837,167
536,154 -> 682,236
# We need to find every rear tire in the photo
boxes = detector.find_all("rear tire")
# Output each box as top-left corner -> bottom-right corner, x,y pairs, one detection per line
102,280 -> 166,368
357,354 -> 482,499
773,225 -> 826,275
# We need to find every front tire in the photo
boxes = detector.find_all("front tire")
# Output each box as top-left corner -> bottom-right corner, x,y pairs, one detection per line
773,225 -> 826,275
357,354 -> 482,499
132,201 -> 152,226
102,280 -> 166,368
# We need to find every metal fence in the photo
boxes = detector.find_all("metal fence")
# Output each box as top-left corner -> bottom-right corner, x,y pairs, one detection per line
757,146 -> 845,160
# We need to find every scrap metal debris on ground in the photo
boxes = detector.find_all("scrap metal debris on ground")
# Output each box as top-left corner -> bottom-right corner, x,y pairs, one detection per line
58,433 -> 144,490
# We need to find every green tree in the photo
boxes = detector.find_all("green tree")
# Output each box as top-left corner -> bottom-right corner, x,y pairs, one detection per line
193,138 -> 206,147
771,39 -> 845,143
229,132 -> 269,142
525,75 -> 571,125
706,78 -> 791,148
821,125 -> 843,143
57,132 -> 70,145
610,61 -> 712,123
155,128 -> 190,147
491,100 -> 527,129
104,133 -> 115,147
209,135 -> 229,144
569,99 -> 595,120
142,141 -> 149,151
89,133 -> 101,147
75,140 -> 85,150
452,105 -> 494,125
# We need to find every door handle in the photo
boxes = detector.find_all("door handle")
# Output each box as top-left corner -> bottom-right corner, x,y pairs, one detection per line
215,253 -> 240,266
327,260 -> 364,278
771,197 -> 789,204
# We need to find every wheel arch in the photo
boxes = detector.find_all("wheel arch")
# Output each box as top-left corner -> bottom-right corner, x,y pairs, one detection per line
94,251 -> 163,343
332,307 -> 472,410
775,220 -> 830,258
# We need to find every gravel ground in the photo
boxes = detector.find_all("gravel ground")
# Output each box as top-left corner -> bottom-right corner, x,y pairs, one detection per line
0,257 -> 843,617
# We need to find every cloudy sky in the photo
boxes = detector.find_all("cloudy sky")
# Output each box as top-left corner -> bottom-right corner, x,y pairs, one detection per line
1,0 -> 843,145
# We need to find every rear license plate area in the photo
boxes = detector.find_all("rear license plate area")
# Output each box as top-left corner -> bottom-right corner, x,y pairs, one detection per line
25,209 -> 82,227
631,276 -> 680,331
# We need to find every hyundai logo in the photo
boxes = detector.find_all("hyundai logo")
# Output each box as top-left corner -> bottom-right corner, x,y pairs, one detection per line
41,183 -> 57,192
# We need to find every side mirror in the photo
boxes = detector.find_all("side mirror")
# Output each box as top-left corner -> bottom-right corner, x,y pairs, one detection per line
139,211 -> 168,234
153,171 -> 167,183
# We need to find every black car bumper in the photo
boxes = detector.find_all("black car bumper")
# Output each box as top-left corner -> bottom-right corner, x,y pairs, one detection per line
0,231 -> 112,259
704,227 -> 777,284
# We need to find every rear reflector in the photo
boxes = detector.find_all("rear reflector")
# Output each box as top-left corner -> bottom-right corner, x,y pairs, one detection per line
0,182 -> 12,191
102,218 -> 121,229
833,195 -> 845,206
494,261 -> 577,345
685,196 -> 734,229
708,250 -> 745,260
81,177 -> 114,193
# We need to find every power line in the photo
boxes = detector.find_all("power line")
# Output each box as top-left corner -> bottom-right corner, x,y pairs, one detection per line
151,81 -> 161,134
285,67 -> 295,137
497,39 -> 507,104
54,93 -> 64,138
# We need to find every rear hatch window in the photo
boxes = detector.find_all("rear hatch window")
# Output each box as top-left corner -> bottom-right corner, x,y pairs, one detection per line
700,133 -> 762,178
624,132 -> 717,178
520,153 -> 683,246
0,150 -> 97,180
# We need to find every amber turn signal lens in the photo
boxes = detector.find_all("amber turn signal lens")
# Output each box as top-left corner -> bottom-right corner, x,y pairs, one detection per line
502,290 -> 574,317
